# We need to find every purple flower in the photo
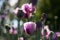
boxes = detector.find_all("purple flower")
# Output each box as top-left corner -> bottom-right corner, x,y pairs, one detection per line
13,3 -> 36,18
21,3 -> 35,18
13,7 -> 24,18
23,22 -> 36,35
53,33 -> 57,40
55,32 -> 60,37
13,7 -> 20,14
21,3 -> 32,13
9,28 -> 13,34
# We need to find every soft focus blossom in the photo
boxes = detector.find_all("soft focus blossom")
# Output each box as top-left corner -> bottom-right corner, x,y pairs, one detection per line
9,28 -> 13,34
53,33 -> 57,40
21,3 -> 35,18
18,37 -> 24,40
13,7 -> 24,18
9,28 -> 17,34
52,32 -> 60,40
9,19 -> 18,34
41,25 -> 53,39
13,3 -> 36,18
23,22 -> 36,35
55,32 -> 60,37
8,0 -> 18,6
13,29 -> 18,34
13,7 -> 20,14
21,3 -> 32,18
21,3 -> 32,13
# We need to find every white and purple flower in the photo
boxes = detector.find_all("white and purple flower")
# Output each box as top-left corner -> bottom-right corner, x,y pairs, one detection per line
21,3 -> 33,13
21,3 -> 34,18
52,32 -> 60,40
41,25 -> 54,39
23,22 -> 36,35
9,19 -> 18,34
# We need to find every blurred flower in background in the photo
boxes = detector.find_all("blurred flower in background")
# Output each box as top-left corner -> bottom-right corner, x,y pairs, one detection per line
9,28 -> 18,34
18,37 -> 24,40
9,28 -> 13,34
23,22 -> 36,35
13,7 -> 24,18
9,19 -> 18,34
52,32 -> 60,40
8,0 -> 18,6
41,25 -> 54,39
13,7 -> 20,14
55,32 -> 60,37
53,33 -> 57,40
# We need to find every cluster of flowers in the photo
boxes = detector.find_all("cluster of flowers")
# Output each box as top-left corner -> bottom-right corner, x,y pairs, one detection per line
2,0 -> 59,39
6,3 -> 36,35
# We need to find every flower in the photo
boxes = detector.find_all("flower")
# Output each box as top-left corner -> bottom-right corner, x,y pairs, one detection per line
13,29 -> 18,34
13,3 -> 36,18
41,25 -> 53,39
13,7 -> 20,14
9,28 -> 17,34
55,32 -> 60,37
21,3 -> 32,13
21,3 -> 35,18
53,33 -> 57,40
18,37 -> 24,40
9,28 -> 13,34
13,7 -> 24,18
23,22 -> 36,35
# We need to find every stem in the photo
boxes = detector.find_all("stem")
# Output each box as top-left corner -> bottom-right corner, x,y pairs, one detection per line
18,18 -> 21,37
36,28 -> 41,40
